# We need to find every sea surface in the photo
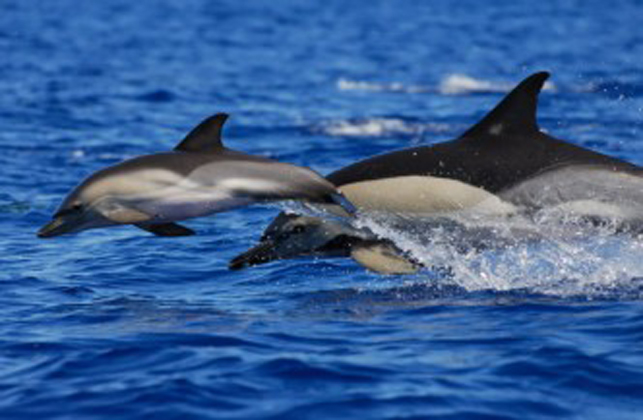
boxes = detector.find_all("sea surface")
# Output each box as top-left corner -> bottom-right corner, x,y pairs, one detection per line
2,0 -> 643,418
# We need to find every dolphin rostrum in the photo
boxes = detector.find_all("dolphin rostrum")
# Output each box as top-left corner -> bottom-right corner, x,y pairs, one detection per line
38,113 -> 350,238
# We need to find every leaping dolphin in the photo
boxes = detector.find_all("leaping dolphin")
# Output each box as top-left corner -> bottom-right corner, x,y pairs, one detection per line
38,113 -> 348,238
231,72 -> 643,272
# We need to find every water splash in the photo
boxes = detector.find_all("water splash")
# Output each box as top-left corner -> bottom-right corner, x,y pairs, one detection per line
354,210 -> 643,299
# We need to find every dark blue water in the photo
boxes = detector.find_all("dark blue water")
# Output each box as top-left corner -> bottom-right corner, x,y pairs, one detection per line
3,0 -> 643,418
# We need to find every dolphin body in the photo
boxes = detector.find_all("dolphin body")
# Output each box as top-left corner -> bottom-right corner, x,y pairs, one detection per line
230,212 -> 422,274
38,114 -> 346,238
231,72 -> 643,273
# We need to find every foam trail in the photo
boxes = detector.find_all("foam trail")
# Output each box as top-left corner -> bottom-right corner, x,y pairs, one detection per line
439,74 -> 556,95
438,74 -> 515,95
315,118 -> 452,137
337,79 -> 427,93
336,74 -> 556,95
353,210 -> 643,299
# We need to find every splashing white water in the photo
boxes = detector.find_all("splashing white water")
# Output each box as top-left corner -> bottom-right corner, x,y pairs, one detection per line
354,210 -> 643,298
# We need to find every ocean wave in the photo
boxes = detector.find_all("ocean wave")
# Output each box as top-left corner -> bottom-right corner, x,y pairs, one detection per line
313,118 -> 453,137
337,73 -> 557,95
439,73 -> 556,95
337,78 -> 428,93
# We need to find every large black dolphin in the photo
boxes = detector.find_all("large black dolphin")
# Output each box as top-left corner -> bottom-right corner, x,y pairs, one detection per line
38,114 -> 348,238
232,72 -> 643,272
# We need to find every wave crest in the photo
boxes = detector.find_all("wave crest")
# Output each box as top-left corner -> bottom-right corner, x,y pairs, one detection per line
314,118 -> 452,137
337,73 -> 556,95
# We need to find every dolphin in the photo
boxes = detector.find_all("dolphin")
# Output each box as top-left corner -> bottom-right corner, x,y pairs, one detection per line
229,212 -> 421,274
38,113 -> 349,238
231,71 -> 643,272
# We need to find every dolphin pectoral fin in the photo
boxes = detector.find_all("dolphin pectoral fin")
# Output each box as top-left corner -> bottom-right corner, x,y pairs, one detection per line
135,222 -> 196,236
350,242 -> 420,275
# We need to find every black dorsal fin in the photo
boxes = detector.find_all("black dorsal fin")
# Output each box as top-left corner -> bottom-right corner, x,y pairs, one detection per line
174,113 -> 228,152
459,72 -> 550,139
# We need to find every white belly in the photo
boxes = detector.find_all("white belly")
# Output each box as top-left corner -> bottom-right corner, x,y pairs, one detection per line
129,185 -> 254,222
339,175 -> 516,216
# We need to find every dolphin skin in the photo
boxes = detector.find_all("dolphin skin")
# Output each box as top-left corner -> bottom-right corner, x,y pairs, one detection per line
232,72 -> 643,272
38,114 -> 346,238
229,213 -> 421,274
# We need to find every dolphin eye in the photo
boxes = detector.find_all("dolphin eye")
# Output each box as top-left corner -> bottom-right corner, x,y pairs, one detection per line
291,225 -> 306,234
55,204 -> 83,217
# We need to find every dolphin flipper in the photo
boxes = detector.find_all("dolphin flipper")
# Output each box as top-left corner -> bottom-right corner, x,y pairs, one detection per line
350,242 -> 420,275
135,222 -> 196,236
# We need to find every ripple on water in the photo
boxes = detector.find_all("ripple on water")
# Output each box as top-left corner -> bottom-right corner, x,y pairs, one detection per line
3,0 -> 643,419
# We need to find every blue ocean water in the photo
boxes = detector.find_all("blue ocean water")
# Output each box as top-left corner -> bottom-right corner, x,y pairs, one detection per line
2,0 -> 643,418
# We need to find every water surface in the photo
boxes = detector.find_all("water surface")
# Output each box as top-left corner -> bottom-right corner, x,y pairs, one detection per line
2,0 -> 643,418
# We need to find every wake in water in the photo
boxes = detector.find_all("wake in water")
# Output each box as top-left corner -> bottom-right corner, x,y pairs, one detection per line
313,118 -> 452,138
337,73 -> 557,95
338,72 -> 643,98
354,207 -> 643,299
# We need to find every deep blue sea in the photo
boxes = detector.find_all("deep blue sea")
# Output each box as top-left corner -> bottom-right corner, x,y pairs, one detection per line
3,0 -> 643,418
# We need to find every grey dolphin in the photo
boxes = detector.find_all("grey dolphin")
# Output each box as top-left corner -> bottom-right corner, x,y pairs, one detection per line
232,71 -> 643,272
229,213 -> 420,274
38,113 -> 348,238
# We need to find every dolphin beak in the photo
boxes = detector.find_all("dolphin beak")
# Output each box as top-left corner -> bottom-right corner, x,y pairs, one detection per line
37,216 -> 79,238
229,239 -> 280,270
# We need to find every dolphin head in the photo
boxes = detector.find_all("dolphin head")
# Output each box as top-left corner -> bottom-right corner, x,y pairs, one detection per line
229,213 -> 367,269
37,166 -> 154,238
229,212 -> 422,274
37,178 -> 118,238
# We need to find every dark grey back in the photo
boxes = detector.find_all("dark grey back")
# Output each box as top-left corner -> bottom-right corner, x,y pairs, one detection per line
327,72 -> 640,193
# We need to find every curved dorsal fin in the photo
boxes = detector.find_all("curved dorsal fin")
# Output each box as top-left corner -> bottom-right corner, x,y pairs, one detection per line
459,72 -> 550,139
174,113 -> 228,152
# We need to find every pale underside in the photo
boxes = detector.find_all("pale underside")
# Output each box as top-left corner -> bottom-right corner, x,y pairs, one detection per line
337,168 -> 643,222
86,162 -> 320,224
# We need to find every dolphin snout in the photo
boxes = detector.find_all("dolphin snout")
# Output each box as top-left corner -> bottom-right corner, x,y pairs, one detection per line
229,240 -> 279,270
37,216 -> 79,238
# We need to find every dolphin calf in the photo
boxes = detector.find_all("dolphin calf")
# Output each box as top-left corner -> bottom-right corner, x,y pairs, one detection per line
38,113 -> 348,238
229,213 -> 421,273
232,71 -> 643,272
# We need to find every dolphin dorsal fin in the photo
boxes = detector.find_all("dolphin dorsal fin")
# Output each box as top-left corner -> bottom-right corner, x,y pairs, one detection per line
459,72 -> 550,139
175,113 -> 229,152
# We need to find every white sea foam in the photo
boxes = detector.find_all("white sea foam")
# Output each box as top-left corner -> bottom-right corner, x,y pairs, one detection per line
317,118 -> 452,137
438,74 -> 512,95
337,78 -> 427,93
353,208 -> 643,298
439,73 -> 556,95
337,73 -> 556,95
